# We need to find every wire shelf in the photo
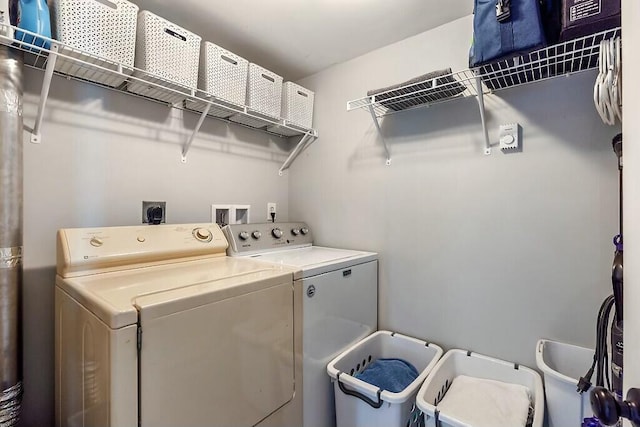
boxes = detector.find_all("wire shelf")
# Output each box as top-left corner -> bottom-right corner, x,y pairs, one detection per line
346,27 -> 620,163
0,24 -> 317,141
477,27 -> 621,91
347,69 -> 479,118
348,27 -> 620,119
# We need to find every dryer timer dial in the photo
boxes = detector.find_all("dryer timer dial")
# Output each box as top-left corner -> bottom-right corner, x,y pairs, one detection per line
193,228 -> 212,242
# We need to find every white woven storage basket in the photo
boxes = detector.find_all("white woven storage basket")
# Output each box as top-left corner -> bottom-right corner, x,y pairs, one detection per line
246,63 -> 283,118
282,82 -> 314,128
128,10 -> 201,104
199,42 -> 248,106
49,0 -> 138,87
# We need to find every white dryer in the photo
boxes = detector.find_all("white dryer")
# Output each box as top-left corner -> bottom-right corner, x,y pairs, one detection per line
55,223 -> 302,427
223,222 -> 378,427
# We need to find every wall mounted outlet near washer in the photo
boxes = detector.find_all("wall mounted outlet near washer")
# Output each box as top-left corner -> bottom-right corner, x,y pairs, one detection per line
499,123 -> 522,153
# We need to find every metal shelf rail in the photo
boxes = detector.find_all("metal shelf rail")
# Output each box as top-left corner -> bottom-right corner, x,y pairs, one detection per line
347,27 -> 621,164
0,24 -> 317,173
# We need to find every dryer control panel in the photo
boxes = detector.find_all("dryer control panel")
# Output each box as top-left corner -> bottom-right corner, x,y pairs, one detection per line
57,223 -> 228,278
223,222 -> 313,255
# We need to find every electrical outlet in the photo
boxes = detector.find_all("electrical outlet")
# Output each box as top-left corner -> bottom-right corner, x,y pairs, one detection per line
142,201 -> 166,224
267,203 -> 277,221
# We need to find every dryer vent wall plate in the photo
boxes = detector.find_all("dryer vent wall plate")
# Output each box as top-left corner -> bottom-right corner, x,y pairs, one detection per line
499,123 -> 521,152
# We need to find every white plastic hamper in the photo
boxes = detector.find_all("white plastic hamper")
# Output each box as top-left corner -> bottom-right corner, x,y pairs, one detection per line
189,42 -> 249,118
281,82 -> 314,128
128,10 -> 201,104
536,339 -> 595,427
327,331 -> 443,427
416,350 -> 544,427
49,0 -> 139,87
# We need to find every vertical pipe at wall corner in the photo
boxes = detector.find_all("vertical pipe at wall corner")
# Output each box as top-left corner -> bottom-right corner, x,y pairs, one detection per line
0,45 -> 23,427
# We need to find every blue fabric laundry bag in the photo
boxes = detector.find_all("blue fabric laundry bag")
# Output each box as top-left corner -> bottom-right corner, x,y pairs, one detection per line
469,0 -> 549,67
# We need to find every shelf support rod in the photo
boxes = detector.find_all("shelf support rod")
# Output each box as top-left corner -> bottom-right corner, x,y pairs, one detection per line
367,104 -> 391,165
30,43 -> 59,144
475,76 -> 491,155
181,103 -> 212,163
278,131 -> 315,176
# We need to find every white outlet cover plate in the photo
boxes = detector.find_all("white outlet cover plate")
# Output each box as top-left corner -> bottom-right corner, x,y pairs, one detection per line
267,203 -> 277,220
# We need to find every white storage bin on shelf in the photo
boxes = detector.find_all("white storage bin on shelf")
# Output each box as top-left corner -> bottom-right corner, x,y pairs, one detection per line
416,350 -> 544,427
128,10 -> 201,104
185,42 -> 249,119
281,82 -> 314,129
536,339 -> 595,427
49,0 -> 138,87
327,331 -> 443,427
230,63 -> 283,129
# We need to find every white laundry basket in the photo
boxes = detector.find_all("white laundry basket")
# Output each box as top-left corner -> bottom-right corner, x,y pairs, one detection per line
281,82 -> 314,129
536,339 -> 595,427
416,350 -> 544,427
49,0 -> 139,87
327,331 -> 443,427
128,10 -> 201,104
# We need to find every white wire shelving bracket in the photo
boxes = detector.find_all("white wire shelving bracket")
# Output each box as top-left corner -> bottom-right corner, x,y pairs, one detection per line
278,130 -> 317,176
347,27 -> 621,163
0,24 -> 318,172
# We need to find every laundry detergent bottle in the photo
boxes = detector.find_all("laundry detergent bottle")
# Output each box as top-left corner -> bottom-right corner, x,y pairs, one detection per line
15,0 -> 51,49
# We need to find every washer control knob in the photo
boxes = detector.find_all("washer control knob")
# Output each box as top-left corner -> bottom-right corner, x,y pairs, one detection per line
90,237 -> 103,247
252,231 -> 262,240
194,228 -> 212,242
272,228 -> 283,239
300,227 -> 310,235
291,228 -> 300,236
238,231 -> 250,241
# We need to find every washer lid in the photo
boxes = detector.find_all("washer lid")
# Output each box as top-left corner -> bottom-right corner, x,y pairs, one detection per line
56,257 -> 294,329
246,246 -> 377,279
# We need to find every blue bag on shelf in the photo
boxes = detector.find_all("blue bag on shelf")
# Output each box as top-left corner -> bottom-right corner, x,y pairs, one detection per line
469,0 -> 548,67
15,0 -> 51,49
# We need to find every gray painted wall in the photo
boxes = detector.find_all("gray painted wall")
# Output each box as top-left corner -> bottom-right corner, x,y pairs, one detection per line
292,16 -> 619,369
19,68 -> 290,426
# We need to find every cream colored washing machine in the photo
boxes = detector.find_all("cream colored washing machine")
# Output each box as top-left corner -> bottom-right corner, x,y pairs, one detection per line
55,223 -> 302,427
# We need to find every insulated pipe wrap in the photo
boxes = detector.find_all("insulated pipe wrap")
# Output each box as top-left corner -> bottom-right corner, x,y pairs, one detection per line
0,45 -> 23,427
